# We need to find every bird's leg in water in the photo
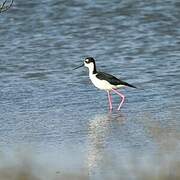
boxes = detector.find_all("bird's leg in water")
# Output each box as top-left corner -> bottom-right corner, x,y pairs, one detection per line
107,90 -> 113,111
112,89 -> 125,110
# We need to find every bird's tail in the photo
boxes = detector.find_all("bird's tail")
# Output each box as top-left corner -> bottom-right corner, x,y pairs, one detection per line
123,81 -> 137,88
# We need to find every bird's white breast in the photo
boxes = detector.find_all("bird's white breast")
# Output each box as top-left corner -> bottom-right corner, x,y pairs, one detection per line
89,74 -> 117,91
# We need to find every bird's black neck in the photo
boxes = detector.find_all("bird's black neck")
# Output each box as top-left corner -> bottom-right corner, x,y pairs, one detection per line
92,62 -> 97,74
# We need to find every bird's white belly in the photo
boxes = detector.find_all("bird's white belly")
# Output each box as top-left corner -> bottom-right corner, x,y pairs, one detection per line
90,74 -> 119,90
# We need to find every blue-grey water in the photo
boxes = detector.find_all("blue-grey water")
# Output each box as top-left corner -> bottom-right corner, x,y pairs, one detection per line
0,0 -> 180,179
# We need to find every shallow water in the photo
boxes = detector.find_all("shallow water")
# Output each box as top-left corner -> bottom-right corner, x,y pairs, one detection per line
0,0 -> 180,179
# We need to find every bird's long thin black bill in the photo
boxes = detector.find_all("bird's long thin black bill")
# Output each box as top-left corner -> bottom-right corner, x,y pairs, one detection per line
73,64 -> 84,70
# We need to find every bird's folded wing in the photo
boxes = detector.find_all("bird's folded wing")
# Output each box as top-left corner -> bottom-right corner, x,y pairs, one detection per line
96,72 -> 136,88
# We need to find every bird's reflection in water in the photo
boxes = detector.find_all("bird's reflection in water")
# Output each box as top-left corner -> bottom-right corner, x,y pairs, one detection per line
87,113 -> 126,176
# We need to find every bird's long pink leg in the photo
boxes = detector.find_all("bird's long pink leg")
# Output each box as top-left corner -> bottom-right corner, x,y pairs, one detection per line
112,89 -> 125,111
107,91 -> 113,111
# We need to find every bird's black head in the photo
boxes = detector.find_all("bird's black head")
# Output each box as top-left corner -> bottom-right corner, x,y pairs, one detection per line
84,57 -> 95,64
84,57 -> 97,74
73,57 -> 97,74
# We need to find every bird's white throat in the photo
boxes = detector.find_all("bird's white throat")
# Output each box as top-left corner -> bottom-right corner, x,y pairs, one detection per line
85,63 -> 95,75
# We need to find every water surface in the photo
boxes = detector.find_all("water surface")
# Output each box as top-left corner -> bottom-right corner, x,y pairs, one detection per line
0,0 -> 180,179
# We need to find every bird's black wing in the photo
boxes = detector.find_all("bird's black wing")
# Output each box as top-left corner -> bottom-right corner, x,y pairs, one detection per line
96,71 -> 136,88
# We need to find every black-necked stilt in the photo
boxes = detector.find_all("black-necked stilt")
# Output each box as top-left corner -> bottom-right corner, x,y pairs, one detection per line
74,57 -> 136,111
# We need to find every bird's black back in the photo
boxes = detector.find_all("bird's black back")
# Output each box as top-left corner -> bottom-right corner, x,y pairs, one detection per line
96,71 -> 136,88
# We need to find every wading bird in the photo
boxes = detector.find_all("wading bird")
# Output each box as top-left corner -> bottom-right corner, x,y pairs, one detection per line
74,57 -> 136,111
